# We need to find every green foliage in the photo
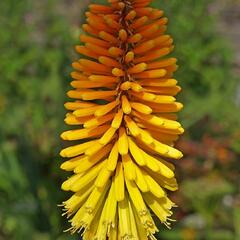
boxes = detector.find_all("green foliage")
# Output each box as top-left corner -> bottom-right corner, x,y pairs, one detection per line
0,0 -> 76,239
0,0 -> 239,240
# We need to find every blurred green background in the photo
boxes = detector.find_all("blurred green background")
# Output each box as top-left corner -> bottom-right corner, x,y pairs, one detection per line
0,0 -> 239,239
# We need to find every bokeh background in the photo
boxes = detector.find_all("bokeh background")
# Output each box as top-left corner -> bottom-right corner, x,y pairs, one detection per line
0,0 -> 240,239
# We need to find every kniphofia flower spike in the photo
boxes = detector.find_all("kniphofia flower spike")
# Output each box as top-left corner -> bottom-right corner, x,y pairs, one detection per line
60,0 -> 184,239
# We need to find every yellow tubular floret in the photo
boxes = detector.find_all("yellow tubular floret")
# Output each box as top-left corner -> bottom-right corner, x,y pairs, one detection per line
134,164 -> 149,192
125,178 -> 148,218
61,124 -> 110,141
141,169 -> 165,198
121,95 -> 131,114
128,199 -> 139,239
118,127 -> 128,155
70,160 -> 106,192
124,115 -> 140,137
74,144 -> 113,173
107,141 -> 119,171
60,0 -> 184,238
114,162 -> 125,201
85,180 -> 111,213
84,113 -> 115,128
104,181 -> 117,234
122,154 -> 136,180
128,137 -> 146,166
111,109 -> 123,129
60,140 -> 96,158
118,193 -> 131,239
94,100 -> 119,117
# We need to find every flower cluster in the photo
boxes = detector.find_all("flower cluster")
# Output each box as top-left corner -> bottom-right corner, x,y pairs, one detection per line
60,0 -> 184,239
